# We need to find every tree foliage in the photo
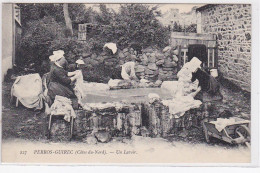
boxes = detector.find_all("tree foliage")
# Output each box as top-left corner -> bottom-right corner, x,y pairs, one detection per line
18,3 -> 171,71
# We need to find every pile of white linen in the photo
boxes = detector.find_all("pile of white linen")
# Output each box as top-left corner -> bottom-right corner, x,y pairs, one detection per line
50,95 -> 76,122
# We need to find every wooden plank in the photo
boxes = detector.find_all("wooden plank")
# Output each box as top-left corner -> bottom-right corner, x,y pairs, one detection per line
208,49 -> 210,67
171,32 -> 216,39
171,36 -> 216,41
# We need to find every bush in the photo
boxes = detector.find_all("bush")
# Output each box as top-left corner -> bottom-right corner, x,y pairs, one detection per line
19,16 -> 65,66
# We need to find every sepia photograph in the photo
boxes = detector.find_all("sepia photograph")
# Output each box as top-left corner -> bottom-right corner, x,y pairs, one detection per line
0,1 -> 257,165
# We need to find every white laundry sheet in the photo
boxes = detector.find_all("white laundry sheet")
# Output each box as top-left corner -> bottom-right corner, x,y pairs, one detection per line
162,95 -> 202,118
11,73 -> 43,109
50,95 -> 76,122
209,117 -> 250,132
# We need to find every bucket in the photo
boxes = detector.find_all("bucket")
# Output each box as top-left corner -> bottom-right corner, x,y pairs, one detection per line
210,69 -> 218,78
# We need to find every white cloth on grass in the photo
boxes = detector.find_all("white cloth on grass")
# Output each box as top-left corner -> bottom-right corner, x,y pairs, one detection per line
11,73 -> 43,109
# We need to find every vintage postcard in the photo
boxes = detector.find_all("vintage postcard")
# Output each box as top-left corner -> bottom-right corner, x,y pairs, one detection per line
1,2 -> 258,165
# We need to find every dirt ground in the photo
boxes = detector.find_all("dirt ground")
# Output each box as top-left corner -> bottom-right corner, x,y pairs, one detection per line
1,80 -> 250,147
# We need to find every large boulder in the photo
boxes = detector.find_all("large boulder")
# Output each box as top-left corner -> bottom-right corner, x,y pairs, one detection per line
94,131 -> 112,143
84,135 -> 98,145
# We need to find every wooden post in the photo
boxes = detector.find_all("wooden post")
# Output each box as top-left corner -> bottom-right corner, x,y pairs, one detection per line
177,45 -> 182,71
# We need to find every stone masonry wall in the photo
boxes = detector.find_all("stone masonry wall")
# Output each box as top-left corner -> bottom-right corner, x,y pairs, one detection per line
200,4 -> 251,91
83,46 -> 179,84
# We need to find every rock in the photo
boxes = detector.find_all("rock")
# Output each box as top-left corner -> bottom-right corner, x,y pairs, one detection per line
148,63 -> 158,71
124,51 -> 131,57
156,53 -> 165,60
90,53 -> 97,59
119,60 -> 125,65
156,59 -> 164,66
164,51 -> 171,57
163,46 -> 171,53
118,52 -> 125,59
84,58 -> 99,66
173,49 -> 179,55
143,47 -> 153,53
158,73 -> 167,81
178,131 -> 188,138
131,126 -> 140,135
162,67 -> 174,71
145,68 -> 155,75
83,52 -> 92,58
104,61 -> 115,66
122,138 -> 132,144
84,135 -> 98,145
163,60 -> 174,68
103,55 -> 112,60
154,80 -> 163,87
141,54 -> 148,65
173,55 -> 178,62
94,131 -> 112,143
130,55 -> 137,61
172,61 -> 177,67
96,56 -> 105,63
140,126 -> 150,137
123,48 -> 128,53
148,54 -> 156,63
135,65 -> 145,73
140,78 -> 150,84
105,57 -> 118,63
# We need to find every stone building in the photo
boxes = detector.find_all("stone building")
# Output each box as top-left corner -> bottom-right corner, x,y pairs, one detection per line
196,4 -> 251,92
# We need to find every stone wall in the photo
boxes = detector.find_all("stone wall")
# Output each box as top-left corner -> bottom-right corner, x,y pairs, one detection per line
200,4 -> 251,91
82,46 -> 179,83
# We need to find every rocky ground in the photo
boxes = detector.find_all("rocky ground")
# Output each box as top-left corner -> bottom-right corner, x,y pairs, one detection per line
1,79 -> 250,148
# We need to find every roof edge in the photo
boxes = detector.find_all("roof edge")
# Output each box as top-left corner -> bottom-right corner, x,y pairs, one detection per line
196,4 -> 217,12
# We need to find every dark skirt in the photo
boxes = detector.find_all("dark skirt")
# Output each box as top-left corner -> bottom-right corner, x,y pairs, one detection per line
47,82 -> 78,108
